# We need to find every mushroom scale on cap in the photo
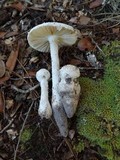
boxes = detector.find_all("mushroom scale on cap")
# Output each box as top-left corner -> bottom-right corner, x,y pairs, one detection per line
27,22 -> 77,137
36,69 -> 52,119
59,65 -> 81,118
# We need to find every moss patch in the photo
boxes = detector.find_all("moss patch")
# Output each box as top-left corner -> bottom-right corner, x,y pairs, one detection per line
76,41 -> 120,160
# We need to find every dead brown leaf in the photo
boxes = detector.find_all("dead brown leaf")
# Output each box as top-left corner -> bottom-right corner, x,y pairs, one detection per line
112,28 -> 119,34
0,32 -> 6,39
0,45 -> 19,84
0,72 -> 10,84
25,70 -> 36,78
8,2 -> 24,12
6,45 -> 19,72
89,0 -> 103,9
78,37 -> 95,51
5,99 -> 14,110
79,15 -> 91,25
0,60 -> 5,77
68,59 -> 82,65
0,91 -> 4,113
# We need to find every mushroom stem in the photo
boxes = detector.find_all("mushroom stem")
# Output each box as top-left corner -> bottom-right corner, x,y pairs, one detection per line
36,69 -> 52,119
49,36 -> 68,137
40,78 -> 49,102
49,36 -> 60,104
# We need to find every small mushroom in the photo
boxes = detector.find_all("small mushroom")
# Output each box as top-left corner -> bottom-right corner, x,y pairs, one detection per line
59,65 -> 81,118
27,22 -> 77,136
36,69 -> 52,119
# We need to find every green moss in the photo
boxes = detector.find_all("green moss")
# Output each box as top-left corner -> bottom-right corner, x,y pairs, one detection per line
20,128 -> 32,143
76,41 -> 120,160
20,128 -> 32,151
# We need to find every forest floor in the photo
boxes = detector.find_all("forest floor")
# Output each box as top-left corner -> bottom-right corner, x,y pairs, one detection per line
0,0 -> 120,160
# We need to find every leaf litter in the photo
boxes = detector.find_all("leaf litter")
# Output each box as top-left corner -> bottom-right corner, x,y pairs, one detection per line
0,0 -> 120,159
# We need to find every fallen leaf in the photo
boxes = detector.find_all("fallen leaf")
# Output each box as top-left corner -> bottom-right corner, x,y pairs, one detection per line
5,99 -> 14,110
0,45 -> 19,84
0,32 -> 6,39
0,72 -> 10,84
5,31 -> 18,38
6,128 -> 18,140
68,130 -> 75,140
8,2 -> 24,12
112,28 -> 119,34
0,91 -> 4,113
79,15 -> 91,25
89,0 -> 103,9
63,0 -> 69,8
6,45 -> 19,72
68,59 -> 82,65
0,60 -> 5,77
78,37 -> 95,51
25,70 -> 36,77
69,17 -> 78,24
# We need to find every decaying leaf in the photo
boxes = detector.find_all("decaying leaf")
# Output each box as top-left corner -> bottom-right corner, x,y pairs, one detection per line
6,45 -> 19,72
69,15 -> 91,25
0,60 -> 5,78
68,129 -> 75,140
112,28 -> 119,34
7,1 -> 24,12
0,32 -> 6,39
79,15 -> 91,25
78,37 -> 95,51
89,0 -> 103,9
0,91 -> 4,113
5,99 -> 14,110
68,59 -> 82,65
0,72 -> 10,84
0,45 -> 19,84
6,128 -> 18,140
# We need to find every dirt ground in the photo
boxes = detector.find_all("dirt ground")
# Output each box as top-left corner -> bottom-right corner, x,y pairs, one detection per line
0,0 -> 120,160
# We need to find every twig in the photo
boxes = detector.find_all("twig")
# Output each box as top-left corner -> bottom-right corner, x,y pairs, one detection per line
0,118 -> 15,134
64,137 -> 78,160
13,102 -> 34,160
93,15 -> 120,25
16,59 -> 34,85
90,37 -> 105,56
107,22 -> 120,28
11,84 -> 40,93
79,67 -> 103,70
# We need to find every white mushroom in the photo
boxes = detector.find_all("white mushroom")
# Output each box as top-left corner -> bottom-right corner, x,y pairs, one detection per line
27,22 -> 77,136
36,69 -> 52,119
59,65 -> 81,118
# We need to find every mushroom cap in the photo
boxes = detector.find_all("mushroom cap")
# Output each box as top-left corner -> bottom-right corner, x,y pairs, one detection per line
59,65 -> 80,79
27,22 -> 77,52
36,69 -> 50,82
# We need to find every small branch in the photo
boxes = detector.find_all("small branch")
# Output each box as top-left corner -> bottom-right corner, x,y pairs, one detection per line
64,137 -> 78,160
79,67 -> 103,70
0,118 -> 15,134
91,37 -> 105,56
13,102 -> 34,160
11,84 -> 40,93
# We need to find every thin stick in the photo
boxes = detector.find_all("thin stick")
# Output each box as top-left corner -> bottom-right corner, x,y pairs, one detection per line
13,102 -> 34,160
64,137 -> 78,160
0,118 -> 15,134
11,84 -> 40,93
